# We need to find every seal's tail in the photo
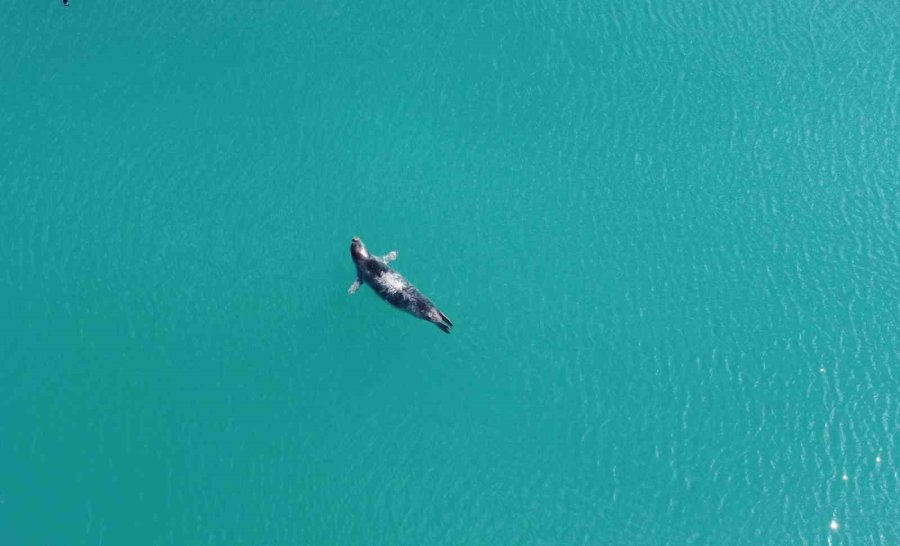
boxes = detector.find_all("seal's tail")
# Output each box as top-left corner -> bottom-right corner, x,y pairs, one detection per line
439,311 -> 453,327
434,310 -> 453,334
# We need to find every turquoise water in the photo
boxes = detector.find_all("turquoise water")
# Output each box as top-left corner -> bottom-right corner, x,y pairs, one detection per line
2,1 -> 899,544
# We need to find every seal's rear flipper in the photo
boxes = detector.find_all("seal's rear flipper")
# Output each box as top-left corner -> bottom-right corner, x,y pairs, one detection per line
439,311 -> 453,327
436,322 -> 451,334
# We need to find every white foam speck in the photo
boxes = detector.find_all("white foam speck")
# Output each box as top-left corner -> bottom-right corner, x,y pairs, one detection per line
876,456 -> 882,464
841,474 -> 848,481
830,520 -> 839,531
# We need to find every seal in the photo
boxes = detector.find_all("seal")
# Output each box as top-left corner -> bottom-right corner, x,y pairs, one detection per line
348,236 -> 454,334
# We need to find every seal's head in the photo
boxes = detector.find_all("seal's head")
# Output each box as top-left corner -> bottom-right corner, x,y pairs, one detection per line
350,236 -> 369,263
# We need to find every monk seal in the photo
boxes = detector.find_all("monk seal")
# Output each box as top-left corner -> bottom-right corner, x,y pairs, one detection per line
348,236 -> 454,334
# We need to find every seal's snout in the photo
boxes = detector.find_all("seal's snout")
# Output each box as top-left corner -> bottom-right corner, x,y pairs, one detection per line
350,236 -> 369,261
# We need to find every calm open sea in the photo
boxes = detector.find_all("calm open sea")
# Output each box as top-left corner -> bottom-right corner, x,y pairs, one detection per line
2,1 -> 898,544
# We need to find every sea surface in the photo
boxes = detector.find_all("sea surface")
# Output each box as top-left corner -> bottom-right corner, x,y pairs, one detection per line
2,1 -> 899,544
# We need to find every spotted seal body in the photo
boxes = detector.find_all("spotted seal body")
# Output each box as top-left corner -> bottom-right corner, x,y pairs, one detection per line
348,237 -> 453,334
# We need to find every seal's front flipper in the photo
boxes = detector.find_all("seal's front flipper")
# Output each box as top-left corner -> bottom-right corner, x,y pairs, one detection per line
348,278 -> 361,295
382,251 -> 398,263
